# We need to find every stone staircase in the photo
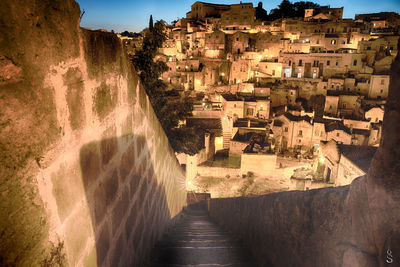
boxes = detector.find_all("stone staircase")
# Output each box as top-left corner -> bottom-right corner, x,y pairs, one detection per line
149,206 -> 255,267
223,131 -> 231,149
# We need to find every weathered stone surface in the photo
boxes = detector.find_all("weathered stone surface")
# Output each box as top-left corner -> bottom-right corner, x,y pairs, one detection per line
119,142 -> 135,182
64,67 -> 85,130
96,224 -> 110,266
0,1 -> 186,266
51,162 -> 84,222
64,206 -> 92,265
80,142 -> 101,190
100,127 -> 118,166
104,168 -> 119,204
92,182 -> 107,225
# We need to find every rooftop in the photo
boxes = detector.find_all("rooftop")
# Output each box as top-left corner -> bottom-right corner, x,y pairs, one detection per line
338,144 -> 378,172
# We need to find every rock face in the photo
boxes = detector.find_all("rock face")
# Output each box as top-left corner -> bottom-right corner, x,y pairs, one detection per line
208,41 -> 400,266
0,0 -> 186,266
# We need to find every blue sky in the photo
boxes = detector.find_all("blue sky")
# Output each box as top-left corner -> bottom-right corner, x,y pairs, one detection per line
75,0 -> 400,33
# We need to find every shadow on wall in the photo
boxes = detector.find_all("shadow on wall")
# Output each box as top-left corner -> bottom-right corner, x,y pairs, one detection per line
79,134 -> 175,266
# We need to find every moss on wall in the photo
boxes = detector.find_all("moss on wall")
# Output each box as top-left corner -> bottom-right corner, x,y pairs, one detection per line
93,82 -> 118,119
0,0 -> 81,265
64,67 -> 85,130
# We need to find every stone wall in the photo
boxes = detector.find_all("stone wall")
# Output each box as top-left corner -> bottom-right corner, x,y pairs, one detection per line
0,0 -> 186,266
208,40 -> 400,266
240,154 -> 277,175
196,166 -> 241,178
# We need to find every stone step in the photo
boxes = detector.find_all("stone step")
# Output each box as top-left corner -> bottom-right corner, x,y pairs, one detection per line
149,208 -> 255,267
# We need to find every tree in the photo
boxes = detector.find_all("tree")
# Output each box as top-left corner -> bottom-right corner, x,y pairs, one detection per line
278,0 -> 295,18
293,1 -> 320,17
267,0 -> 320,20
149,15 -> 153,31
132,20 -> 200,155
255,2 -> 268,21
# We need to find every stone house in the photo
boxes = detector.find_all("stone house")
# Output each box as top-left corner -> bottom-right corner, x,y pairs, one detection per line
317,140 -> 377,186
230,59 -> 251,84
325,120 -> 352,144
272,113 -> 314,151
205,30 -> 225,58
365,106 -> 384,123
270,88 -> 297,107
255,61 -> 283,79
188,1 -> 230,20
221,93 -> 270,120
324,95 -> 339,116
221,2 -> 255,31
338,93 -> 363,118
229,31 -> 250,54
368,74 -> 390,99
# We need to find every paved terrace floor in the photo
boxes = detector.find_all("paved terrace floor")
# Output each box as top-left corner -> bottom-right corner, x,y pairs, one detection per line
149,206 -> 256,267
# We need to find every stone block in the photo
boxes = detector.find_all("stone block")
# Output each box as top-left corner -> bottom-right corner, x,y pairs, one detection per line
92,183 -> 107,225
110,233 -> 126,266
80,142 -> 101,190
112,186 -> 130,232
121,114 -> 133,137
64,67 -> 85,130
129,175 -> 142,199
139,180 -> 148,202
64,206 -> 92,266
100,135 -> 118,167
96,223 -> 110,266
119,142 -> 135,182
104,169 -> 119,204
51,162 -> 84,223
135,136 -> 146,159
125,201 -> 139,239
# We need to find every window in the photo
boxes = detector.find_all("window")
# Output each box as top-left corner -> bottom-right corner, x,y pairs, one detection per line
327,60 -> 330,66
353,59 -> 357,66
299,130 -> 303,136
336,61 -> 339,66
299,60 -> 303,66
336,132 -> 340,137
289,60 -> 292,66
284,127 -> 288,132
381,79 -> 385,85
247,108 -> 254,116
272,70 -> 276,76
236,37 -> 239,41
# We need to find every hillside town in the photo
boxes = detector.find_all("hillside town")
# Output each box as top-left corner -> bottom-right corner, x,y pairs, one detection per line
121,1 -> 400,194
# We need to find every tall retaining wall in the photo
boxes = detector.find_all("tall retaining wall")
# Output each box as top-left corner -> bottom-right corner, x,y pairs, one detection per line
0,0 -> 186,266
208,42 -> 400,266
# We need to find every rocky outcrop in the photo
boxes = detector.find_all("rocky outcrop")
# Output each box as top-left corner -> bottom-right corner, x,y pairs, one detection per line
208,40 -> 400,266
0,0 -> 186,266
